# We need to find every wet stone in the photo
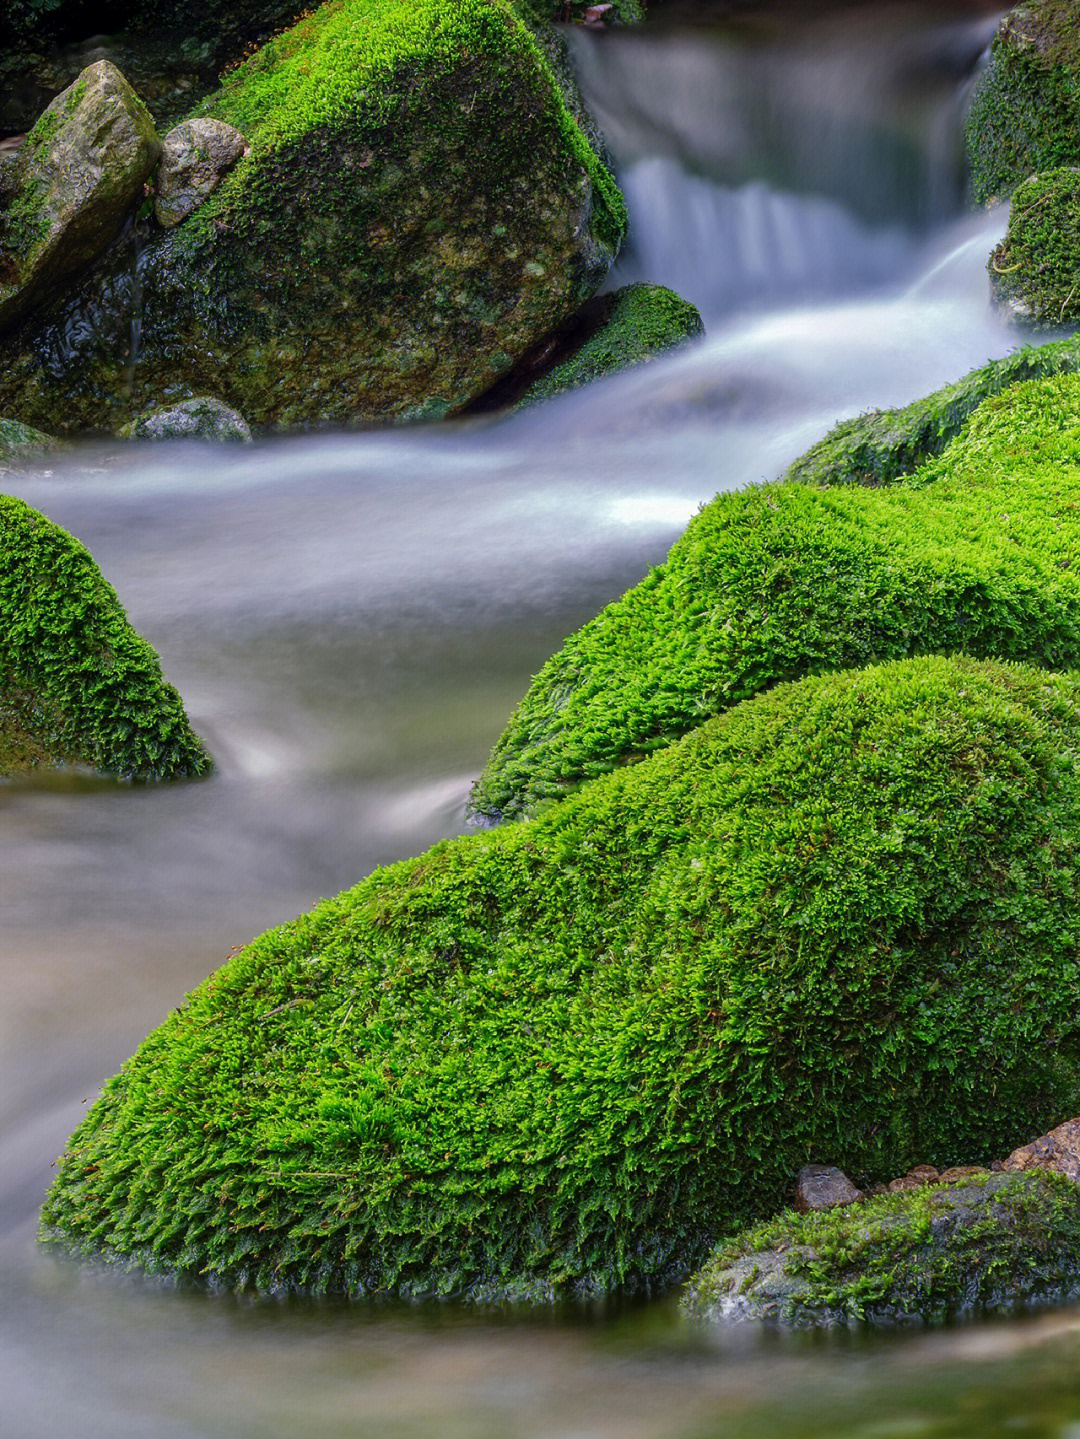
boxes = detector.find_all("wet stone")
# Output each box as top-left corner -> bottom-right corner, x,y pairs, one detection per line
153,117 -> 247,229
119,395 -> 252,441
793,1165 -> 861,1212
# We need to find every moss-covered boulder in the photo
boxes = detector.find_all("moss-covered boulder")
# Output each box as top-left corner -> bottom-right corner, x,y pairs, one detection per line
119,395 -> 252,442
0,415 -> 62,465
988,167 -> 1080,327
781,337 -> 1080,488
471,372 -> 1080,820
0,494 -> 211,779
683,1171 -> 1080,1327
0,61 -> 162,333
40,654 -> 1080,1297
0,0 -> 626,435
519,284 -> 703,407
966,1 -> 1080,206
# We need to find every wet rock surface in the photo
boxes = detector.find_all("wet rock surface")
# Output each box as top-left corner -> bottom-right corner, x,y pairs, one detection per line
153,118 -> 246,229
0,59 -> 160,332
119,395 -> 252,441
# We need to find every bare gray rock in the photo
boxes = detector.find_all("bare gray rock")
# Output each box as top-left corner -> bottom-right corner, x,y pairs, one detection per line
118,395 -> 252,441
793,1165 -> 861,1213
0,60 -> 161,332
154,118 -> 247,229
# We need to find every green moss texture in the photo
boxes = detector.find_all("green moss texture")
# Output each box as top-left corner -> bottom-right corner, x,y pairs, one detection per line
988,167 -> 1080,327
471,372 -> 1080,820
41,654 -> 1080,1297
0,495 -> 212,779
782,337 -> 1080,488
521,284 -> 704,406
966,0 -> 1080,205
0,0 -> 626,433
684,1171 -> 1080,1327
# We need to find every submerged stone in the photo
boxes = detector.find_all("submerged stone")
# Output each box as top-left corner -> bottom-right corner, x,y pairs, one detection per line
0,0 -> 626,434
0,494 -> 212,779
119,395 -> 252,441
154,118 -> 247,229
469,372 -> 1080,821
0,60 -> 161,333
40,654 -> 1080,1298
683,1171 -> 1080,1327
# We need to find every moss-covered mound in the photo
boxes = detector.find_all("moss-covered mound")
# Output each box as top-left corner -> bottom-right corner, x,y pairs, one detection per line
520,284 -> 704,406
781,337 -> 1080,488
0,416 -> 61,465
0,0 -> 626,434
470,372 -> 1080,820
41,655 -> 1080,1297
683,1171 -> 1080,1327
988,167 -> 1080,328
0,495 -> 211,779
965,1 -> 1080,206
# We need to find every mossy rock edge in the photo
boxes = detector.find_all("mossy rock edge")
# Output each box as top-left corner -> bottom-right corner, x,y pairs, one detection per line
0,494 -> 212,779
41,654 -> 1080,1298
684,1172 -> 1080,1327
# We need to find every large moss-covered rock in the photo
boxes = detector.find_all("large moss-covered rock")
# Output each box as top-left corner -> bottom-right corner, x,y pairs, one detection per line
519,283 -> 703,407
0,0 -> 626,435
966,1 -> 1080,205
0,60 -> 161,333
0,494 -> 211,779
988,167 -> 1080,327
683,1172 -> 1080,1327
782,337 -> 1080,488
40,655 -> 1080,1297
471,372 -> 1080,820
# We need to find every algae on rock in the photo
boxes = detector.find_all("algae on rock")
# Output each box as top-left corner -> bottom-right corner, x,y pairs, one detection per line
0,0 -> 627,435
471,372 -> 1080,820
684,1171 -> 1080,1327
0,495 -> 212,779
40,654 -> 1080,1297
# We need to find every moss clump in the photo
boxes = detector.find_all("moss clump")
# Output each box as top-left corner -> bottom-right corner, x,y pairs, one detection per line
0,0 -> 626,433
471,371 -> 1080,820
988,167 -> 1080,327
966,1 -> 1080,205
684,1172 -> 1080,1327
41,655 -> 1080,1297
0,495 -> 212,779
782,337 -> 1080,488
520,284 -> 703,406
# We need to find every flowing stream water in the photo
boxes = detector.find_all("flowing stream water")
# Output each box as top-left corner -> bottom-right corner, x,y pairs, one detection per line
9,4 -> 1080,1436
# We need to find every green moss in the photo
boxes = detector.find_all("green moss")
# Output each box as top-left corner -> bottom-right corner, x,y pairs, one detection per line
40,655 -> 1080,1297
0,495 -> 212,779
471,371 -> 1080,819
782,338 -> 1080,488
521,284 -> 703,406
988,167 -> 1080,327
966,1 -> 1080,205
685,1172 -> 1080,1326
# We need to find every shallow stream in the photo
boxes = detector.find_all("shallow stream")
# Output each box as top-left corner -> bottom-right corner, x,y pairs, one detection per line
9,4 -> 1080,1435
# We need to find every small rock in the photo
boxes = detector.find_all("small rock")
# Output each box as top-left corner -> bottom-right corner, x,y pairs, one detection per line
0,61 -> 161,332
908,1165 -> 939,1183
888,1174 -> 928,1193
119,396 -> 252,442
153,117 -> 247,229
1001,1117 -> 1080,1185
937,1165 -> 989,1184
793,1164 -> 861,1212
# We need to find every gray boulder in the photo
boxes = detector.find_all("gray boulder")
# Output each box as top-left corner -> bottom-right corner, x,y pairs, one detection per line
154,118 -> 247,229
119,395 -> 252,441
0,60 -> 161,332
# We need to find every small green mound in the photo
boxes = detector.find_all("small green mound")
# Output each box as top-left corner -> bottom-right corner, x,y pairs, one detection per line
966,0 -> 1080,206
684,1172 -> 1080,1327
471,371 -> 1080,820
40,656 -> 1080,1297
989,167 -> 1080,328
520,284 -> 703,406
781,337 -> 1080,488
0,495 -> 212,779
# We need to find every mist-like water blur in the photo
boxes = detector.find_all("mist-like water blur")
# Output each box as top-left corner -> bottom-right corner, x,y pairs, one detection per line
9,5 -> 1080,1437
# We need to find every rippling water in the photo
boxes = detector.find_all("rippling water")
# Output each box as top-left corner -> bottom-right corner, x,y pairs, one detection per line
10,4 -> 1080,1436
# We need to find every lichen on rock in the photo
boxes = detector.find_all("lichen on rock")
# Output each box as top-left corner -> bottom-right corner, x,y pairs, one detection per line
119,395 -> 252,441
0,494 -> 212,779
